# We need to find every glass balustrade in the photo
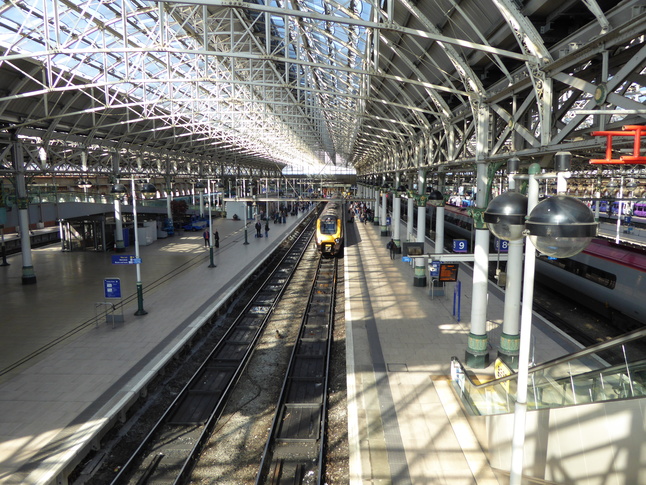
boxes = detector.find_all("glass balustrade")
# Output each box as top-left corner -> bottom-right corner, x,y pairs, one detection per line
451,326 -> 646,415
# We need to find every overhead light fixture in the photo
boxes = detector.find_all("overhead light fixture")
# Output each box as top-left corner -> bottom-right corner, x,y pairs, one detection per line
77,179 -> 92,189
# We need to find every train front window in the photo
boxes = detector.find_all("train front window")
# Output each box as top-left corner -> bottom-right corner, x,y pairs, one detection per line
321,218 -> 337,234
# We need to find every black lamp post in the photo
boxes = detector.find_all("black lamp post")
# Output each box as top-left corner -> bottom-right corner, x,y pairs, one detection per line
110,180 -> 157,316
199,179 -> 216,268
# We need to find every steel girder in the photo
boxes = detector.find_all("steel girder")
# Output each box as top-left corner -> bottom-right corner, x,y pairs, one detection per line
0,0 -> 642,184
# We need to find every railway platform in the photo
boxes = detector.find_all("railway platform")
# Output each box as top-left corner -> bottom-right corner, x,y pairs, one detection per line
343,218 -> 584,484
0,210 -> 309,485
0,203 -> 613,485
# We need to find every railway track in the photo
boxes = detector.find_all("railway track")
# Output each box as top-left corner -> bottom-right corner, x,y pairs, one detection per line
109,218 -> 317,485
256,256 -> 338,484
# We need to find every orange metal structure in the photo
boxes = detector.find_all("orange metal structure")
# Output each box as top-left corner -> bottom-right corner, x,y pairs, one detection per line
590,125 -> 646,164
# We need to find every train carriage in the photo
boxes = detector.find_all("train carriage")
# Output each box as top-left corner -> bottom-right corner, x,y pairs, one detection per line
315,201 -> 344,257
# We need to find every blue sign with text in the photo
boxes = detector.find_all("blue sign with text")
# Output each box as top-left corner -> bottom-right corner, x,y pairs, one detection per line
104,278 -> 121,299
494,238 -> 509,252
111,255 -> 141,265
429,260 -> 441,277
453,239 -> 468,253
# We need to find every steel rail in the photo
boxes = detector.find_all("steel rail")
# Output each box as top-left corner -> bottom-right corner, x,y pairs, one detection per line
255,254 -> 338,484
109,211 -> 319,485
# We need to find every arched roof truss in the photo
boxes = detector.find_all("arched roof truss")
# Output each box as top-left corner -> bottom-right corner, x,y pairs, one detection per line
0,0 -> 642,181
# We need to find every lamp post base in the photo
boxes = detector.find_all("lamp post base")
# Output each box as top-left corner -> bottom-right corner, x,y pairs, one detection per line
208,247 -> 216,268
498,332 -> 521,369
465,333 -> 490,368
22,265 -> 36,285
413,265 -> 426,287
134,283 -> 147,316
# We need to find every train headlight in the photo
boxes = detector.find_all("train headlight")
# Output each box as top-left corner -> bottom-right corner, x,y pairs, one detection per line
526,195 -> 598,258
484,191 -> 528,241
334,238 -> 340,244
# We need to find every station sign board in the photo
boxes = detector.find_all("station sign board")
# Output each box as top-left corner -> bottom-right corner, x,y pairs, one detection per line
429,260 -> 441,277
111,255 -> 142,265
438,263 -> 459,282
494,238 -> 509,253
453,239 -> 468,253
104,278 -> 122,299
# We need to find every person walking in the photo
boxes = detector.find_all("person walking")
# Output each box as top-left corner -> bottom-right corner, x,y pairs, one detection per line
203,228 -> 210,248
387,238 -> 395,259
214,229 -> 220,248
265,221 -> 270,238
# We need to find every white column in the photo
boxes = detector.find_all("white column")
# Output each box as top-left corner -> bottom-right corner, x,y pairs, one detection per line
414,202 -> 427,286
434,205 -> 444,254
381,191 -> 388,236
510,166 -> 540,485
407,197 -> 414,241
374,189 -> 380,225
393,195 -> 401,250
11,134 -> 36,284
466,104 -> 490,367
114,198 -> 124,251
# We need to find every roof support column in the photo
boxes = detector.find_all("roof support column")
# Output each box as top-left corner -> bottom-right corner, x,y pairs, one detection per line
112,153 -> 125,252
466,103 -> 490,368
392,189 -> 401,254
380,190 -> 388,237
373,186 -> 380,226
11,132 -> 36,284
413,163 -> 428,287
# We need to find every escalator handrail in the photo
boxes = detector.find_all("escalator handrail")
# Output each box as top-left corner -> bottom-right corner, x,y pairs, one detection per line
451,325 -> 646,390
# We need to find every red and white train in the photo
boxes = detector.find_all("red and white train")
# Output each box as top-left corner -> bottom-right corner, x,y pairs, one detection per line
439,202 -> 646,326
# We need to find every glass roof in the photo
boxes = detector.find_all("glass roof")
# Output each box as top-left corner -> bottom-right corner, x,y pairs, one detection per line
0,0 -> 373,174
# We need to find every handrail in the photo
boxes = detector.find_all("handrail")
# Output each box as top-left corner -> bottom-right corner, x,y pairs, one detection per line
452,325 -> 646,390
451,325 -> 646,415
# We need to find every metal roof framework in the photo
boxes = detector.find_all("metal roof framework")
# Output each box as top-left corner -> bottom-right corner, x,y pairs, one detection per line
0,0 -> 644,184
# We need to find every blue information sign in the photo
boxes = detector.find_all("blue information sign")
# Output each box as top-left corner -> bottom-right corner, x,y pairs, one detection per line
386,216 -> 392,225
111,255 -> 141,264
494,238 -> 509,253
402,256 -> 411,262
104,278 -> 121,299
429,260 -> 441,277
453,239 -> 468,253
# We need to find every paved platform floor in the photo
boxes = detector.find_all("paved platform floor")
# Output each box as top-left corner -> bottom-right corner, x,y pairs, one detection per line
0,204 -> 587,485
344,217 -> 582,484
0,211 -> 308,485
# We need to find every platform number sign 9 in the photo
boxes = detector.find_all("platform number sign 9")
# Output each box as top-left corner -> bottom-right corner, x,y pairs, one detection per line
453,239 -> 468,253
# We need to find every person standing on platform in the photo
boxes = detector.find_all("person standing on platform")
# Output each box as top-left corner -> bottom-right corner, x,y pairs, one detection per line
203,228 -> 210,247
214,229 -> 220,248
387,238 -> 395,259
255,221 -> 262,237
265,221 -> 270,238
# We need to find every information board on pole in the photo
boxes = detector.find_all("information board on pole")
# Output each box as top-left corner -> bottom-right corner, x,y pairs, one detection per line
439,263 -> 459,282
429,260 -> 441,277
111,255 -> 142,264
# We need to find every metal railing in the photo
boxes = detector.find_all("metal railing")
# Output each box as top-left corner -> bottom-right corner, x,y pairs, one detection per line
451,326 -> 646,415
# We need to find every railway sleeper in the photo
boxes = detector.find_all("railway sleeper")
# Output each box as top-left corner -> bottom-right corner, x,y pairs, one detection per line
168,389 -> 225,424
277,404 -> 322,441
